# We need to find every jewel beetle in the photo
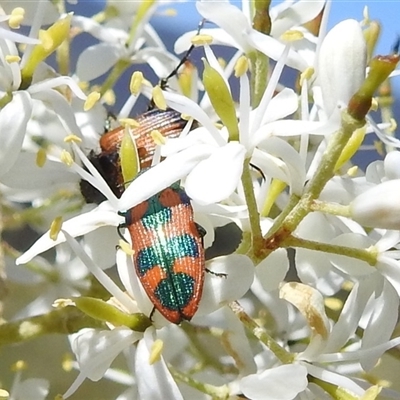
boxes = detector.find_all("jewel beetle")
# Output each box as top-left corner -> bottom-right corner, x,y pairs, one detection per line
119,179 -> 205,324
80,20 -> 204,205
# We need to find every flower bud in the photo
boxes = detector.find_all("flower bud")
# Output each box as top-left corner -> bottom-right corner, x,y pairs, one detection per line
350,179 -> 400,229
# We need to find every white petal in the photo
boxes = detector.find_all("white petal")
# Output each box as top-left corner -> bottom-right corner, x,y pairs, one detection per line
16,204 -> 123,265
257,88 -> 299,126
69,327 -> 140,382
271,0 -> 325,37
195,254 -> 254,318
361,279 -> 398,370
135,328 -> 184,400
324,278 -> 375,353
185,142 -> 246,206
249,30 -> 308,72
240,364 -> 308,400
76,43 -> 123,81
31,89 -> 82,138
196,1 -> 252,52
0,91 -> 32,178
254,248 -> 289,292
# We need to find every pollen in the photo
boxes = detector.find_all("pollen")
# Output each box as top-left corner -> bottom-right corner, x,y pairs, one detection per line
49,216 -> 63,241
11,360 -> 27,372
60,150 -> 74,167
84,91 -> 101,111
130,71 -> 144,95
18,321 -> 41,340
281,30 -> 304,42
9,7 -> 25,29
234,56 -> 249,77
152,86 -> 167,110
36,148 -> 47,167
64,134 -> 82,144
192,34 -> 213,46
103,89 -> 116,106
149,339 -> 164,364
5,55 -> 21,63
151,129 -> 166,146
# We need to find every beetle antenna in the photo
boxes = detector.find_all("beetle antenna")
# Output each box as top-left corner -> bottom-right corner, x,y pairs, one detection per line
160,18 -> 206,90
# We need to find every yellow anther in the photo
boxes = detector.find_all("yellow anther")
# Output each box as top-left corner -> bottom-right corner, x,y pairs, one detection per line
347,165 -> 358,177
191,34 -> 213,46
300,67 -> 315,87
217,57 -> 227,69
119,239 -> 135,256
342,280 -> 354,291
0,389 -> 9,400
180,113 -> 190,121
60,150 -> 74,166
149,339 -> 164,364
103,89 -> 116,106
130,71 -> 144,95
5,55 -> 21,63
119,118 -> 140,128
163,8 -> 177,17
62,353 -> 74,372
49,216 -> 63,241
152,85 -> 167,110
324,297 -> 343,311
151,129 -> 166,146
84,91 -> 101,111
234,55 -> 249,78
11,360 -> 27,372
9,7 -> 25,29
64,134 -> 82,143
281,29 -> 304,42
36,148 -> 47,167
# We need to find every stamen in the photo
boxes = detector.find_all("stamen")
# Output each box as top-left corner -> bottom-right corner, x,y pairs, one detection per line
50,216 -> 63,241
130,71 -> 144,95
64,134 -> 82,144
9,7 -> 25,29
36,148 -> 47,167
84,91 -> 101,111
234,55 -> 249,77
5,55 -> 21,63
192,34 -> 213,46
152,86 -> 167,110
149,339 -> 164,364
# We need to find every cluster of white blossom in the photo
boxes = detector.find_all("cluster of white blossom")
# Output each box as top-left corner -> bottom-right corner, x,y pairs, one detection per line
1,0 -> 400,399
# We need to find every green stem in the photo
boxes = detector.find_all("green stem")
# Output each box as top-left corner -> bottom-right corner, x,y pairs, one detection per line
241,159 -> 263,256
0,308 -> 103,347
228,301 -> 294,364
310,200 -> 351,217
284,235 -> 377,265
